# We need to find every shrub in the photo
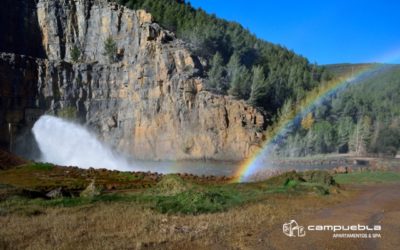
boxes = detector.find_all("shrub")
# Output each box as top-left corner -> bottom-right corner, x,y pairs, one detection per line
70,45 -> 81,62
57,106 -> 77,119
103,36 -> 117,63
264,171 -> 305,186
154,189 -> 239,214
301,170 -> 336,186
152,174 -> 189,196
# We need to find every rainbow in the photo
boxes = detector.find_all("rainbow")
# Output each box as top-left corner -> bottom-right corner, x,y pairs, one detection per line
232,57 -> 399,183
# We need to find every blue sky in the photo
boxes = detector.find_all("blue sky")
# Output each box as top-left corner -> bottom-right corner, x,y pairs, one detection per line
188,0 -> 400,65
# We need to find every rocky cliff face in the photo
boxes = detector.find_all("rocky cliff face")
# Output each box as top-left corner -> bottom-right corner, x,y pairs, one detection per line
0,0 -> 265,161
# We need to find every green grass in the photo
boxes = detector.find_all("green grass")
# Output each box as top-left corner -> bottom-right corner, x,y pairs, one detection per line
117,172 -> 142,181
154,188 -> 244,214
285,179 -> 299,188
24,163 -> 54,171
153,174 -> 335,214
0,181 -> 321,216
334,171 -> 400,184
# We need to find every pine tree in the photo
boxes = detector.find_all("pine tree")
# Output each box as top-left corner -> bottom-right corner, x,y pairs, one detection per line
304,129 -> 316,155
369,120 -> 382,152
226,53 -> 241,81
249,66 -> 268,106
239,67 -> 252,100
228,65 -> 251,99
207,52 -> 226,91
226,53 -> 241,93
337,116 -> 353,153
277,98 -> 293,122
312,121 -> 335,153
360,116 -> 372,153
103,36 -> 117,63
349,116 -> 371,156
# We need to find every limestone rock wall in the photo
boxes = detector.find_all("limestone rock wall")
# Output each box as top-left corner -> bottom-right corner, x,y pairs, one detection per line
0,0 -> 265,161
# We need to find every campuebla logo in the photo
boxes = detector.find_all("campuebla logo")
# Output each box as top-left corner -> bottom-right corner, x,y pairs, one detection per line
283,220 -> 306,237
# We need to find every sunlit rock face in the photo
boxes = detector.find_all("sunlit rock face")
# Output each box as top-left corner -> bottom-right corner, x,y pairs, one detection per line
0,0 -> 265,161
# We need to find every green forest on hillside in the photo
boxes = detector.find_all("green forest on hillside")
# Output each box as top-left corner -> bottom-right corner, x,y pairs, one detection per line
114,0 -> 332,118
277,65 -> 400,157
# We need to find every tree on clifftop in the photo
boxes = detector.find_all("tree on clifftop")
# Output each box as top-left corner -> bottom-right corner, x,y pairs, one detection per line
249,66 -> 268,106
207,52 -> 226,92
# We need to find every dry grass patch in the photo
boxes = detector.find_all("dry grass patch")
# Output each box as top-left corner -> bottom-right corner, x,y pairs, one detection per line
0,192 -> 348,250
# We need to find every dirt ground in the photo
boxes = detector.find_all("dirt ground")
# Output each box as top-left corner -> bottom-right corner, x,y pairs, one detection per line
261,184 -> 400,250
0,149 -> 27,170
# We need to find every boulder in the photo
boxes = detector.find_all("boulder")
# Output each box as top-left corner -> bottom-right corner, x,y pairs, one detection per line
46,187 -> 63,199
80,180 -> 101,198
332,166 -> 348,174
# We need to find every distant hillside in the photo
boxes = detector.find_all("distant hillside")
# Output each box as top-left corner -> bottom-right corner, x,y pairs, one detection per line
278,64 -> 400,157
324,63 -> 378,78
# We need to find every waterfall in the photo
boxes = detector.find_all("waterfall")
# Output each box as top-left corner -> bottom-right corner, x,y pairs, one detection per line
32,115 -> 131,171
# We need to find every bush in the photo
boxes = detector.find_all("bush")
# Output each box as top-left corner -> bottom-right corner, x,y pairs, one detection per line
70,45 -> 81,62
154,189 -> 239,214
152,174 -> 189,196
301,170 -> 336,186
264,171 -> 305,186
103,36 -> 117,63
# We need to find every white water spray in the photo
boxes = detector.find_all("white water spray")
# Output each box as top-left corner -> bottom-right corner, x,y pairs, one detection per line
32,115 -> 131,171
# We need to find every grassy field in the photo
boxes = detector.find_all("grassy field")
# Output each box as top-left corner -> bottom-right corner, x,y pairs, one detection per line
0,161 -> 347,249
0,192 -> 348,250
0,164 -> 338,215
0,157 -> 399,249
334,171 -> 400,184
